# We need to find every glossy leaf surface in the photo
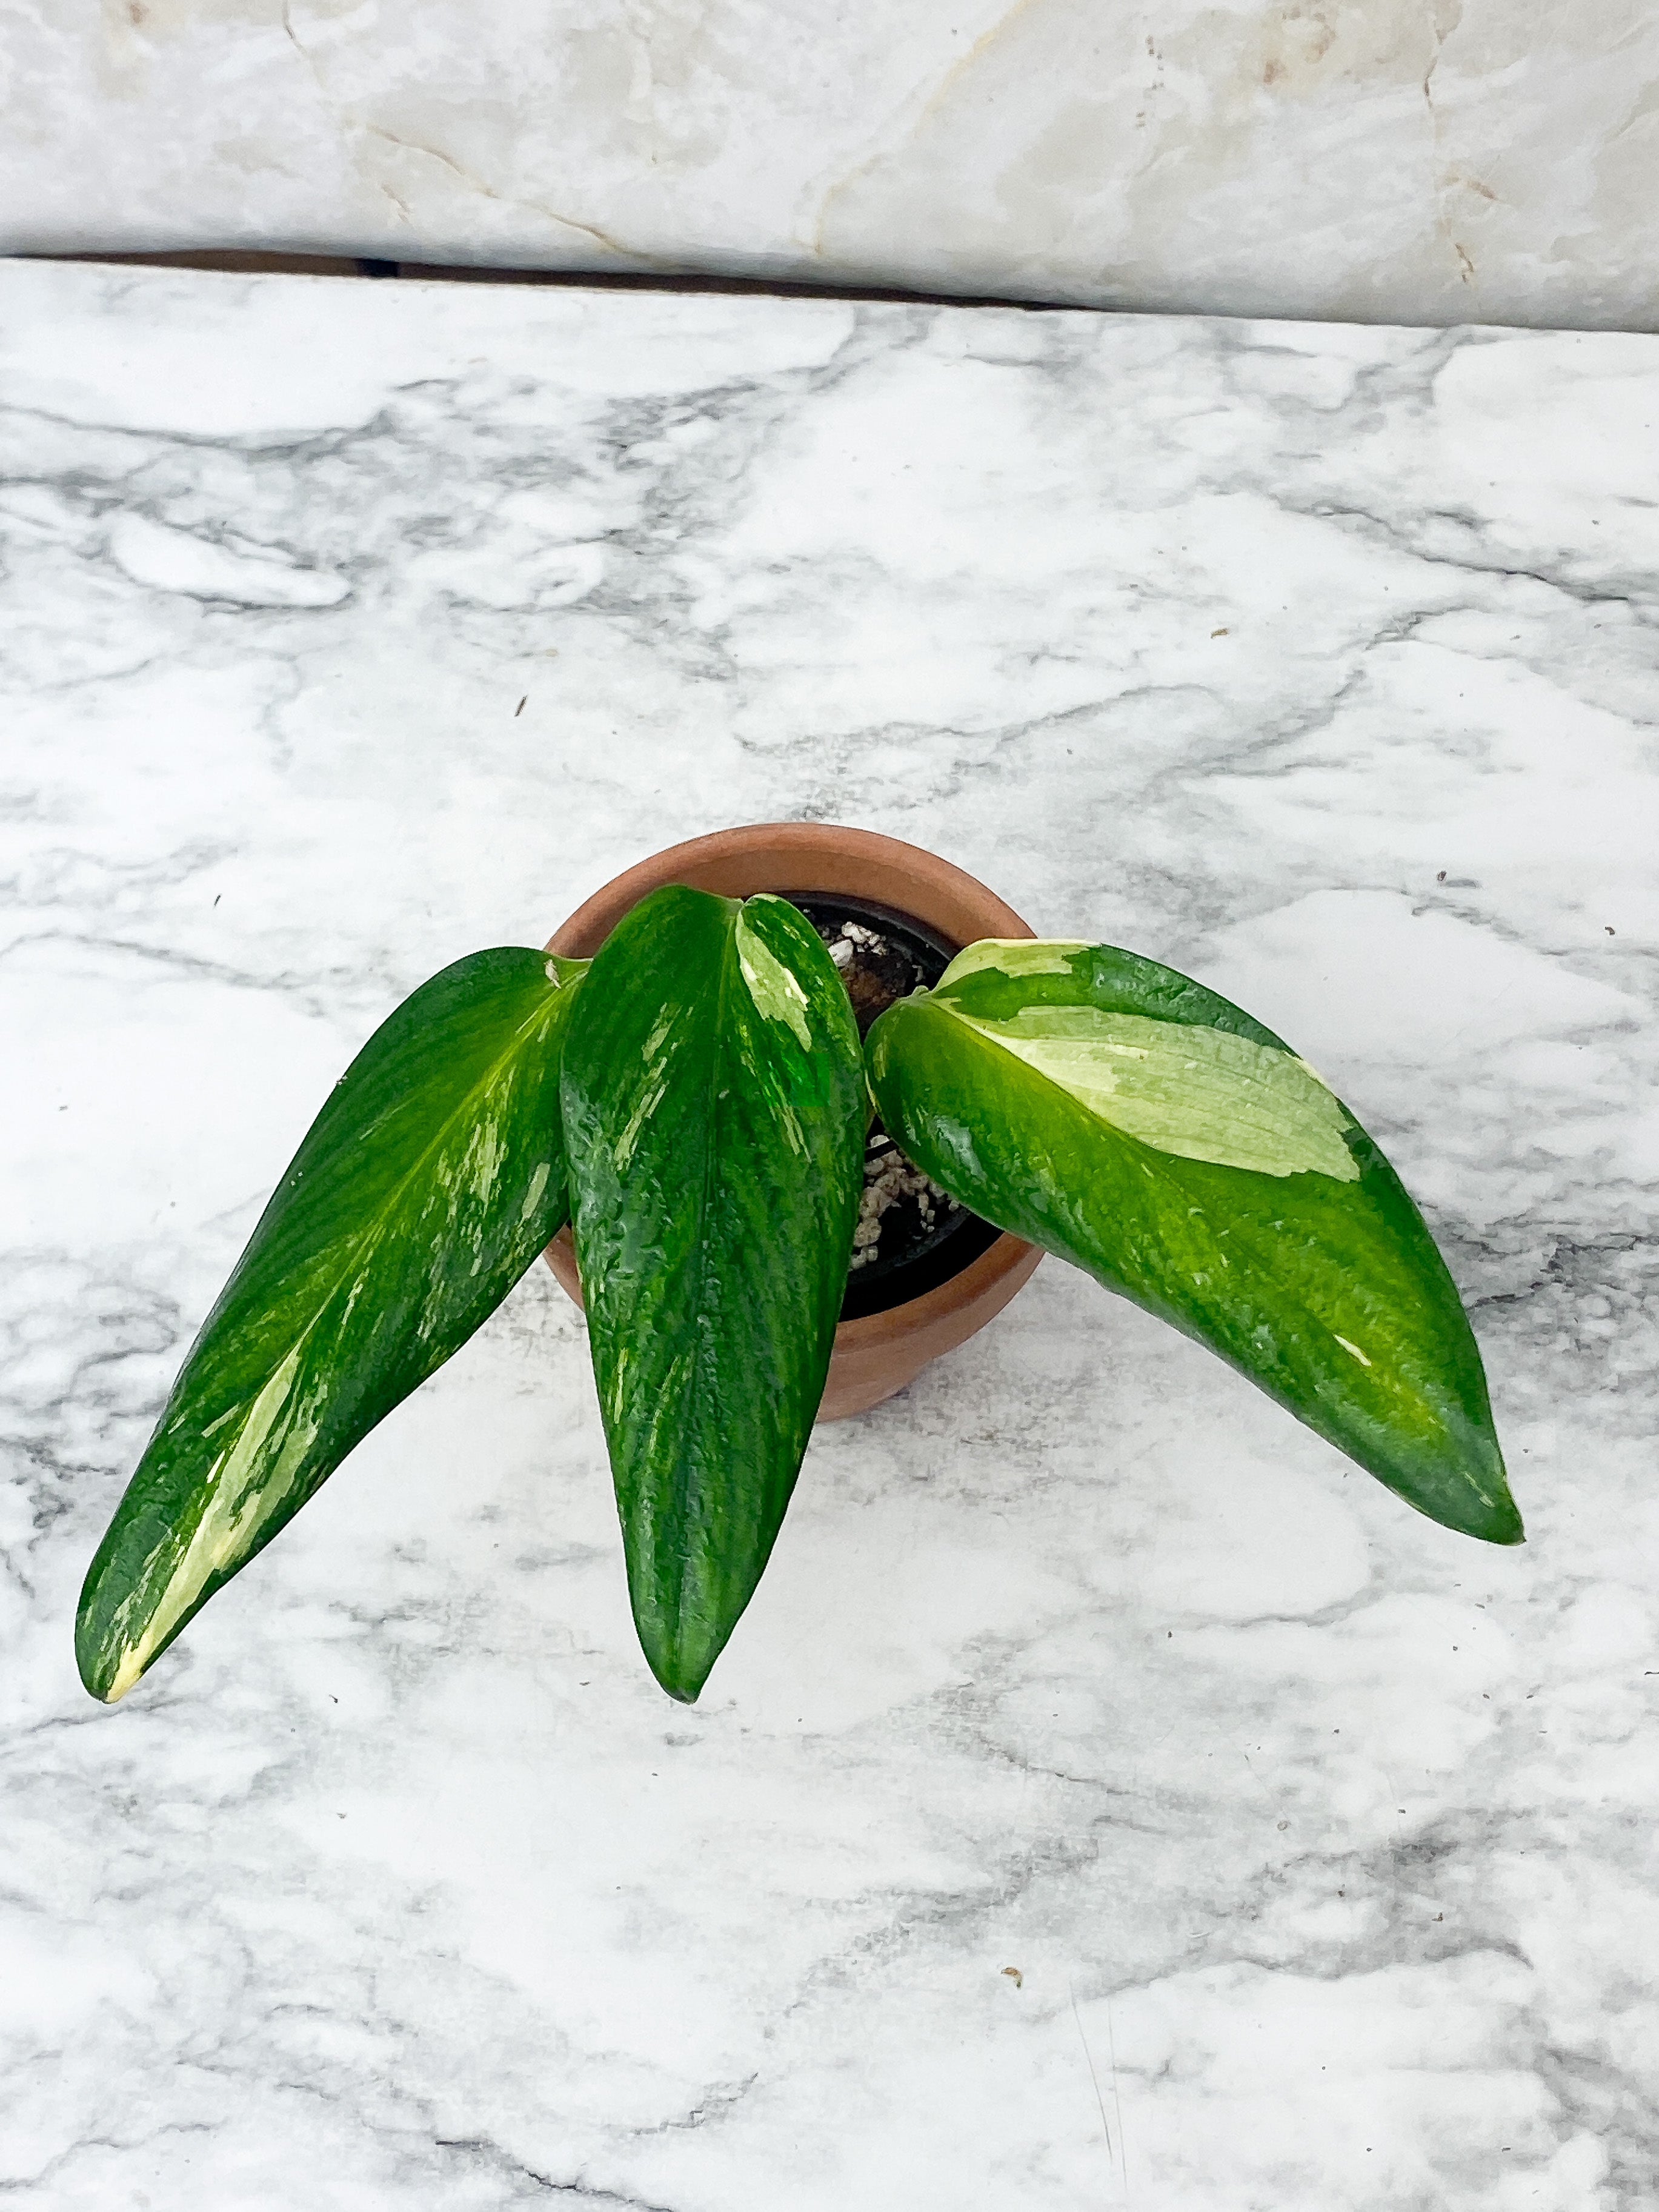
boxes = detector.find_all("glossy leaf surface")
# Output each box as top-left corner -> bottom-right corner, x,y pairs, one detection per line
560,887 -> 865,1701
77,949 -> 589,1702
867,939 -> 1520,1544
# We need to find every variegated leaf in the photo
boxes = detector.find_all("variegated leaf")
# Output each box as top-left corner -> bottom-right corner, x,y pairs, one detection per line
76,949 -> 588,1702
866,938 -> 1520,1544
560,888 -> 865,1702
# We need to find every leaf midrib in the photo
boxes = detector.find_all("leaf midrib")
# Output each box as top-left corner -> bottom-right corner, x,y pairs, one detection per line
652,910 -> 737,1645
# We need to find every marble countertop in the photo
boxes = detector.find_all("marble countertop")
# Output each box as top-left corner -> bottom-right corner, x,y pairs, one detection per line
3,258 -> 1655,2210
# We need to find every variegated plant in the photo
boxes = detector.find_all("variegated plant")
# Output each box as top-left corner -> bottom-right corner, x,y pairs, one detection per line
77,887 -> 1520,1710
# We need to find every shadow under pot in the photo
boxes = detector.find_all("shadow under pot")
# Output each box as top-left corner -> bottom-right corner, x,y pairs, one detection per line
543,821 -> 1043,1418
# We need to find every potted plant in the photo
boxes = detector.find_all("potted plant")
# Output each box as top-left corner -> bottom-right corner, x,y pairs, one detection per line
76,823 -> 1520,1710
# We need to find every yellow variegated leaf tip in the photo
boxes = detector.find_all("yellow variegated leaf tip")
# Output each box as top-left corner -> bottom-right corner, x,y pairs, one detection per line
99,1344 -> 318,1701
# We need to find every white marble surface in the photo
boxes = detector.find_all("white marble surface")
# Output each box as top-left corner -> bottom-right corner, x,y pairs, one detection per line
4,258 -> 1658,2208
6,1 -> 1659,331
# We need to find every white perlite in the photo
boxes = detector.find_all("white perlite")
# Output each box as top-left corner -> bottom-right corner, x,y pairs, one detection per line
826,920 -> 877,970
849,1135 -> 956,1270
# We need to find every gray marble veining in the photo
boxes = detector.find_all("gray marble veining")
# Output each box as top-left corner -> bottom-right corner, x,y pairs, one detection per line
1,259 -> 1655,2208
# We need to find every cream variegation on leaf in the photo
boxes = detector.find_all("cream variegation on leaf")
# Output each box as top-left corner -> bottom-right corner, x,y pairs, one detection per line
559,888 -> 866,1703
866,938 -> 1520,1546
76,949 -> 589,1702
77,905 -> 1522,1716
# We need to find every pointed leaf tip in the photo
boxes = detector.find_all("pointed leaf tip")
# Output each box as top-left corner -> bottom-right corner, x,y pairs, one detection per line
1460,1467 -> 1525,1548
868,936 -> 1520,1547
75,948 -> 588,1702
74,1602 -> 122,1704
656,1664 -> 708,1708
563,886 -> 865,1694
641,1620 -> 717,1705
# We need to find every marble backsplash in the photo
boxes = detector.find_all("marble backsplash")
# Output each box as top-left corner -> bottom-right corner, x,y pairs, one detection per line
4,0 -> 1658,329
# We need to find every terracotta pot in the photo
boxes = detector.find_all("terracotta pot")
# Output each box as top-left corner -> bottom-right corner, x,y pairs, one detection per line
544,823 -> 1043,1418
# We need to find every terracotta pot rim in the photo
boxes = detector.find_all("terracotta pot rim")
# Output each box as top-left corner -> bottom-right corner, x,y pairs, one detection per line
547,820 -> 1036,963
543,820 -> 1041,1352
831,1224 -> 1032,1344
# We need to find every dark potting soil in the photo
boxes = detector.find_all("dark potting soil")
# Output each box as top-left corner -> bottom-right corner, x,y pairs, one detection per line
785,893 -> 1003,1322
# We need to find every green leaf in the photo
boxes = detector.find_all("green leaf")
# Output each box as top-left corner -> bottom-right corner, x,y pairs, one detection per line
560,887 -> 866,1701
76,949 -> 589,1702
867,939 -> 1521,1545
